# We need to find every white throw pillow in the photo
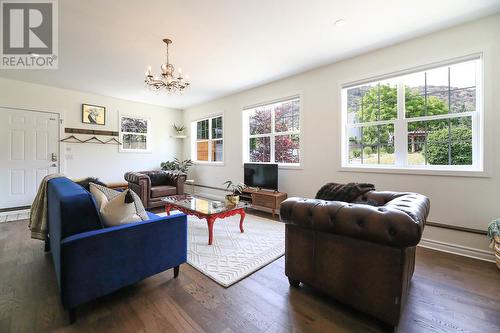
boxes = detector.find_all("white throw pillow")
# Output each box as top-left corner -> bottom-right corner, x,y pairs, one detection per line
90,183 -> 120,210
90,183 -> 149,227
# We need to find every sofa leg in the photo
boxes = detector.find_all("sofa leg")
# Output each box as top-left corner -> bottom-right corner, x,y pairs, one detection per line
174,265 -> 180,278
44,238 -> 50,252
68,308 -> 76,324
288,277 -> 300,288
382,322 -> 397,333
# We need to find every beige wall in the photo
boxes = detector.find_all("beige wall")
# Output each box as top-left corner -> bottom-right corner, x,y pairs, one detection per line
182,14 -> 500,256
0,78 -> 182,182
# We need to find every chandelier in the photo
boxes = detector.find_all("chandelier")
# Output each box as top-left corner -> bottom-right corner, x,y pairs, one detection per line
144,38 -> 190,93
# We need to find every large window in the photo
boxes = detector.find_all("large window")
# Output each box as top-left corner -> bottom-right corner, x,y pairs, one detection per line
191,115 -> 223,163
342,56 -> 482,171
119,115 -> 151,152
243,96 -> 300,165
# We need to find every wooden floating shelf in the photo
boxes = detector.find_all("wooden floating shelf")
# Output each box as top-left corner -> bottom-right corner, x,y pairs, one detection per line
61,128 -> 122,145
65,127 -> 118,137
171,135 -> 188,139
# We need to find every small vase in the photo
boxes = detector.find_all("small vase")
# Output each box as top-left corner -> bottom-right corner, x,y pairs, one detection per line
225,195 -> 239,206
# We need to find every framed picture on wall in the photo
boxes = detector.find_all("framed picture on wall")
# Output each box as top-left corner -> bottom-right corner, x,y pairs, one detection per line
119,115 -> 152,153
82,104 -> 106,125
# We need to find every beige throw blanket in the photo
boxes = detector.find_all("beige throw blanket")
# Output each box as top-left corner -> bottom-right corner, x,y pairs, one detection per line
28,173 -> 64,240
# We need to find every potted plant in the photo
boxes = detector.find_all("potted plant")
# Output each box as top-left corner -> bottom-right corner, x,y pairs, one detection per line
487,219 -> 500,270
173,124 -> 186,136
160,158 -> 193,173
223,181 -> 246,206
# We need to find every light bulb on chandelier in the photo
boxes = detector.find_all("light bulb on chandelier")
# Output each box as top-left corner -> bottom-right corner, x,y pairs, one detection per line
144,38 -> 190,94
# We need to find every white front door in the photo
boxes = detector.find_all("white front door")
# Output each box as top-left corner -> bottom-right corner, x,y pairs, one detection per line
0,108 -> 60,209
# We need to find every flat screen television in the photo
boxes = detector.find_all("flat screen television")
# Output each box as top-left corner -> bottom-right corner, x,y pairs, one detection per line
244,163 -> 278,191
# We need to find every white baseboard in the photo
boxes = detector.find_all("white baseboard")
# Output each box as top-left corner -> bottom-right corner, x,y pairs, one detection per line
0,209 -> 30,223
419,238 -> 495,263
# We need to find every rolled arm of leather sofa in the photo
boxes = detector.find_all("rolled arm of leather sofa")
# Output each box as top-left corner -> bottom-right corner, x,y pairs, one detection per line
162,171 -> 187,194
280,193 -> 429,248
124,172 -> 150,206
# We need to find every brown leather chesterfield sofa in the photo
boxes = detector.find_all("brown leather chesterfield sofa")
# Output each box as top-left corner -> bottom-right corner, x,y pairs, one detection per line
124,170 -> 186,209
280,190 -> 430,328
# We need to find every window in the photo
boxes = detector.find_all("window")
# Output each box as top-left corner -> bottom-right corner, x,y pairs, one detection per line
119,115 -> 151,152
191,115 -> 223,163
342,56 -> 482,172
243,96 -> 301,165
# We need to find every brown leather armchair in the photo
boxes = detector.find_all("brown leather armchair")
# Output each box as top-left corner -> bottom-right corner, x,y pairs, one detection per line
280,190 -> 430,328
124,170 -> 186,209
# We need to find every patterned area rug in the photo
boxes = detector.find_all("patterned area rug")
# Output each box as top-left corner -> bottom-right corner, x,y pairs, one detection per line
158,211 -> 285,287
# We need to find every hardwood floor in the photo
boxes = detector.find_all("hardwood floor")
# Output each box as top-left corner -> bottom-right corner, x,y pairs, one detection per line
1,218 -> 499,333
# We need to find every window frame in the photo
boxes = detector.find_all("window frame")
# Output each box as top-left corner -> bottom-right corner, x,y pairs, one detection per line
340,54 -> 484,176
119,115 -> 152,153
191,114 -> 224,164
242,95 -> 302,168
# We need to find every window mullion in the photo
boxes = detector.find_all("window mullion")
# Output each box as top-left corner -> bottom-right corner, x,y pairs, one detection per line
208,118 -> 213,162
472,109 -> 479,168
394,80 -> 407,166
472,58 -> 482,168
349,119 -> 394,127
249,133 -> 271,138
447,67 -> 452,165
406,111 -> 475,122
243,112 -> 249,163
271,108 -> 276,163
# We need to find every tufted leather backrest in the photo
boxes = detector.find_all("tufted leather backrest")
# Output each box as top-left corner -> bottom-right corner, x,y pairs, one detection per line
356,190 -> 404,205
280,191 -> 430,248
124,171 -> 151,186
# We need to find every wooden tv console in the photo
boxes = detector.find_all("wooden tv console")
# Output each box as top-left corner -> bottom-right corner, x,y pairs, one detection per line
240,188 -> 287,218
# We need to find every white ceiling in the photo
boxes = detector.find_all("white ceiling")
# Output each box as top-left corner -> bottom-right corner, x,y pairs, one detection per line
1,0 -> 499,109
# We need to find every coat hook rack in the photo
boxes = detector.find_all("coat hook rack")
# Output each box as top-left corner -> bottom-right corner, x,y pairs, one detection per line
82,136 -> 105,144
64,127 -> 119,136
103,138 -> 122,145
60,128 -> 122,145
60,135 -> 84,143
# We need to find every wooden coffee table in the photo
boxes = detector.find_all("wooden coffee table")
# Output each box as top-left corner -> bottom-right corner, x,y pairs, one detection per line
163,195 -> 247,245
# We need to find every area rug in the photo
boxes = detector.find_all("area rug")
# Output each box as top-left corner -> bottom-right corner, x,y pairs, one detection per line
158,211 -> 285,287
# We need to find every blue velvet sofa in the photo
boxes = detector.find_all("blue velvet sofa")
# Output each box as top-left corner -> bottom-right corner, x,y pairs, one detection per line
46,177 -> 187,322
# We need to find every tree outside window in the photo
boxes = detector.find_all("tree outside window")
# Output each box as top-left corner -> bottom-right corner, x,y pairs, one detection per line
344,57 -> 479,169
244,97 -> 300,165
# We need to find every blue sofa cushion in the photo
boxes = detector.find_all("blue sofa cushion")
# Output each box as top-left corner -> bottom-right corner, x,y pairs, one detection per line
146,211 -> 160,219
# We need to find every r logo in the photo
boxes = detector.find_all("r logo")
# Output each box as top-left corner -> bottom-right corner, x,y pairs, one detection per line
2,2 -> 53,54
